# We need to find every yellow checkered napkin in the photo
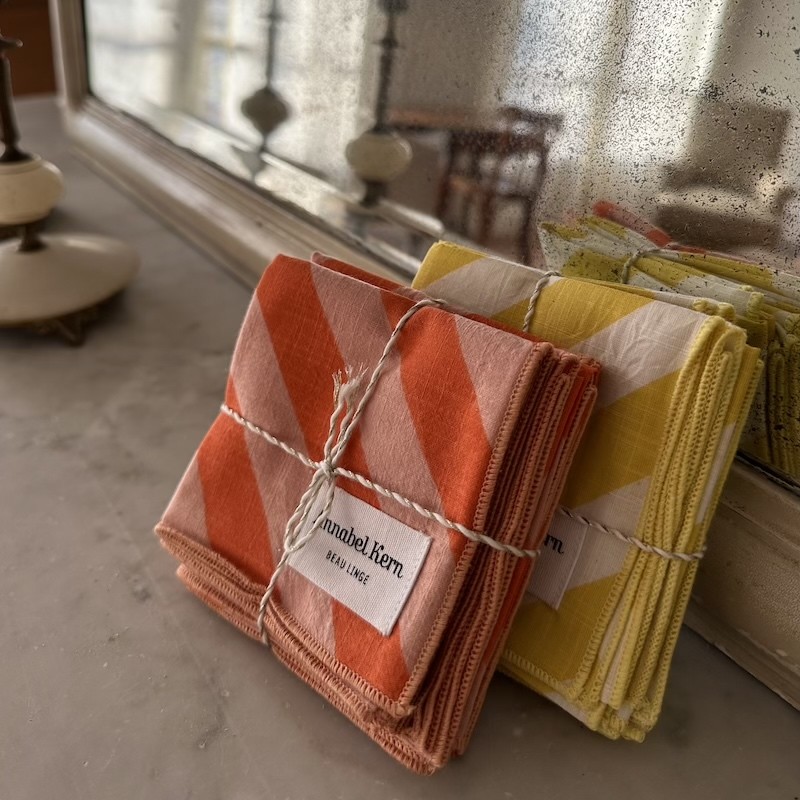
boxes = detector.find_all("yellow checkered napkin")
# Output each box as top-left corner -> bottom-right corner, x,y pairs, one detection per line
414,242 -> 762,740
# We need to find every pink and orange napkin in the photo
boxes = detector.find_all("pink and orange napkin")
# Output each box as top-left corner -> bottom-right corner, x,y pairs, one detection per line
156,253 -> 599,772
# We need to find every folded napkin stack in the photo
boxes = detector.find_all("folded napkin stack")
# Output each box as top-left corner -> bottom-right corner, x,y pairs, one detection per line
545,202 -> 799,480
414,241 -> 761,740
156,254 -> 599,773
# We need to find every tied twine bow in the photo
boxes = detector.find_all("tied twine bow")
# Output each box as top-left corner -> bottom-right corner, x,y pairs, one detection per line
256,297 -> 443,644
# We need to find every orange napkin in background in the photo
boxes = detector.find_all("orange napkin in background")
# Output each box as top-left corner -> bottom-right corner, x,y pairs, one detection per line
156,254 -> 599,773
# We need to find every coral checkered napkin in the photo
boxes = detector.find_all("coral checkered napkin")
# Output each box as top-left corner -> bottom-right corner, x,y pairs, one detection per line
156,254 -> 599,773
414,242 -> 761,741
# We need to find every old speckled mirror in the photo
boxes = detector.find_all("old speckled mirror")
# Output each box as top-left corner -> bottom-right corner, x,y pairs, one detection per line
78,0 -> 800,488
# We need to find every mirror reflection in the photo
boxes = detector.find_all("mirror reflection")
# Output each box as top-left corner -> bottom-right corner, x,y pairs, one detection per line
84,0 -> 799,485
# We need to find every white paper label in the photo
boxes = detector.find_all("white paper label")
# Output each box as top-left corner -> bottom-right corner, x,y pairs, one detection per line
288,488 -> 431,635
527,515 -> 587,609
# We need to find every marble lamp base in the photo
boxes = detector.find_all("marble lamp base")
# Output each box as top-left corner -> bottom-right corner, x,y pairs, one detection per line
0,233 -> 139,344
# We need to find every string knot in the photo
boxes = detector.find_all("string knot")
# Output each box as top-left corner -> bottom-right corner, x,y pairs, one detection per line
319,459 -> 336,481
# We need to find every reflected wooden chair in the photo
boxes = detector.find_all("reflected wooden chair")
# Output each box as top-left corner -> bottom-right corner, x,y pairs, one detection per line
436,107 -> 560,264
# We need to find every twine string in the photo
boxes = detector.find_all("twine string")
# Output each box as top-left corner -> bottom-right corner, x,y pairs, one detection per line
231,286 -> 706,643
620,247 -> 663,284
222,404 -> 705,597
222,403 -> 543,560
523,245 -> 666,335
522,270 -> 560,334
256,298 -> 452,643
256,372 -> 360,640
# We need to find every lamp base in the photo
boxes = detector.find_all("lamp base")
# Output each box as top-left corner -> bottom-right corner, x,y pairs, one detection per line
0,233 -> 139,344
16,304 -> 103,346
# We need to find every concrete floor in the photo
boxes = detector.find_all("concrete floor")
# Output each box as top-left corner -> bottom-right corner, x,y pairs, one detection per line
2,98 -> 799,800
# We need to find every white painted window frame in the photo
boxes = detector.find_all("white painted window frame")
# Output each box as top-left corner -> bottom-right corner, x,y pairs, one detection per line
49,0 -> 800,709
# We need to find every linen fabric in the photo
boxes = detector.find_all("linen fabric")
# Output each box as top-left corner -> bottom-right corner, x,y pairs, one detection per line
156,254 -> 599,773
553,204 -> 799,479
413,241 -> 762,741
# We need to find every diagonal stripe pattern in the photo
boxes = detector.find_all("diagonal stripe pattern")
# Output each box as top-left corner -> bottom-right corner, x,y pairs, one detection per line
414,241 -> 761,741
156,253 -> 600,773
